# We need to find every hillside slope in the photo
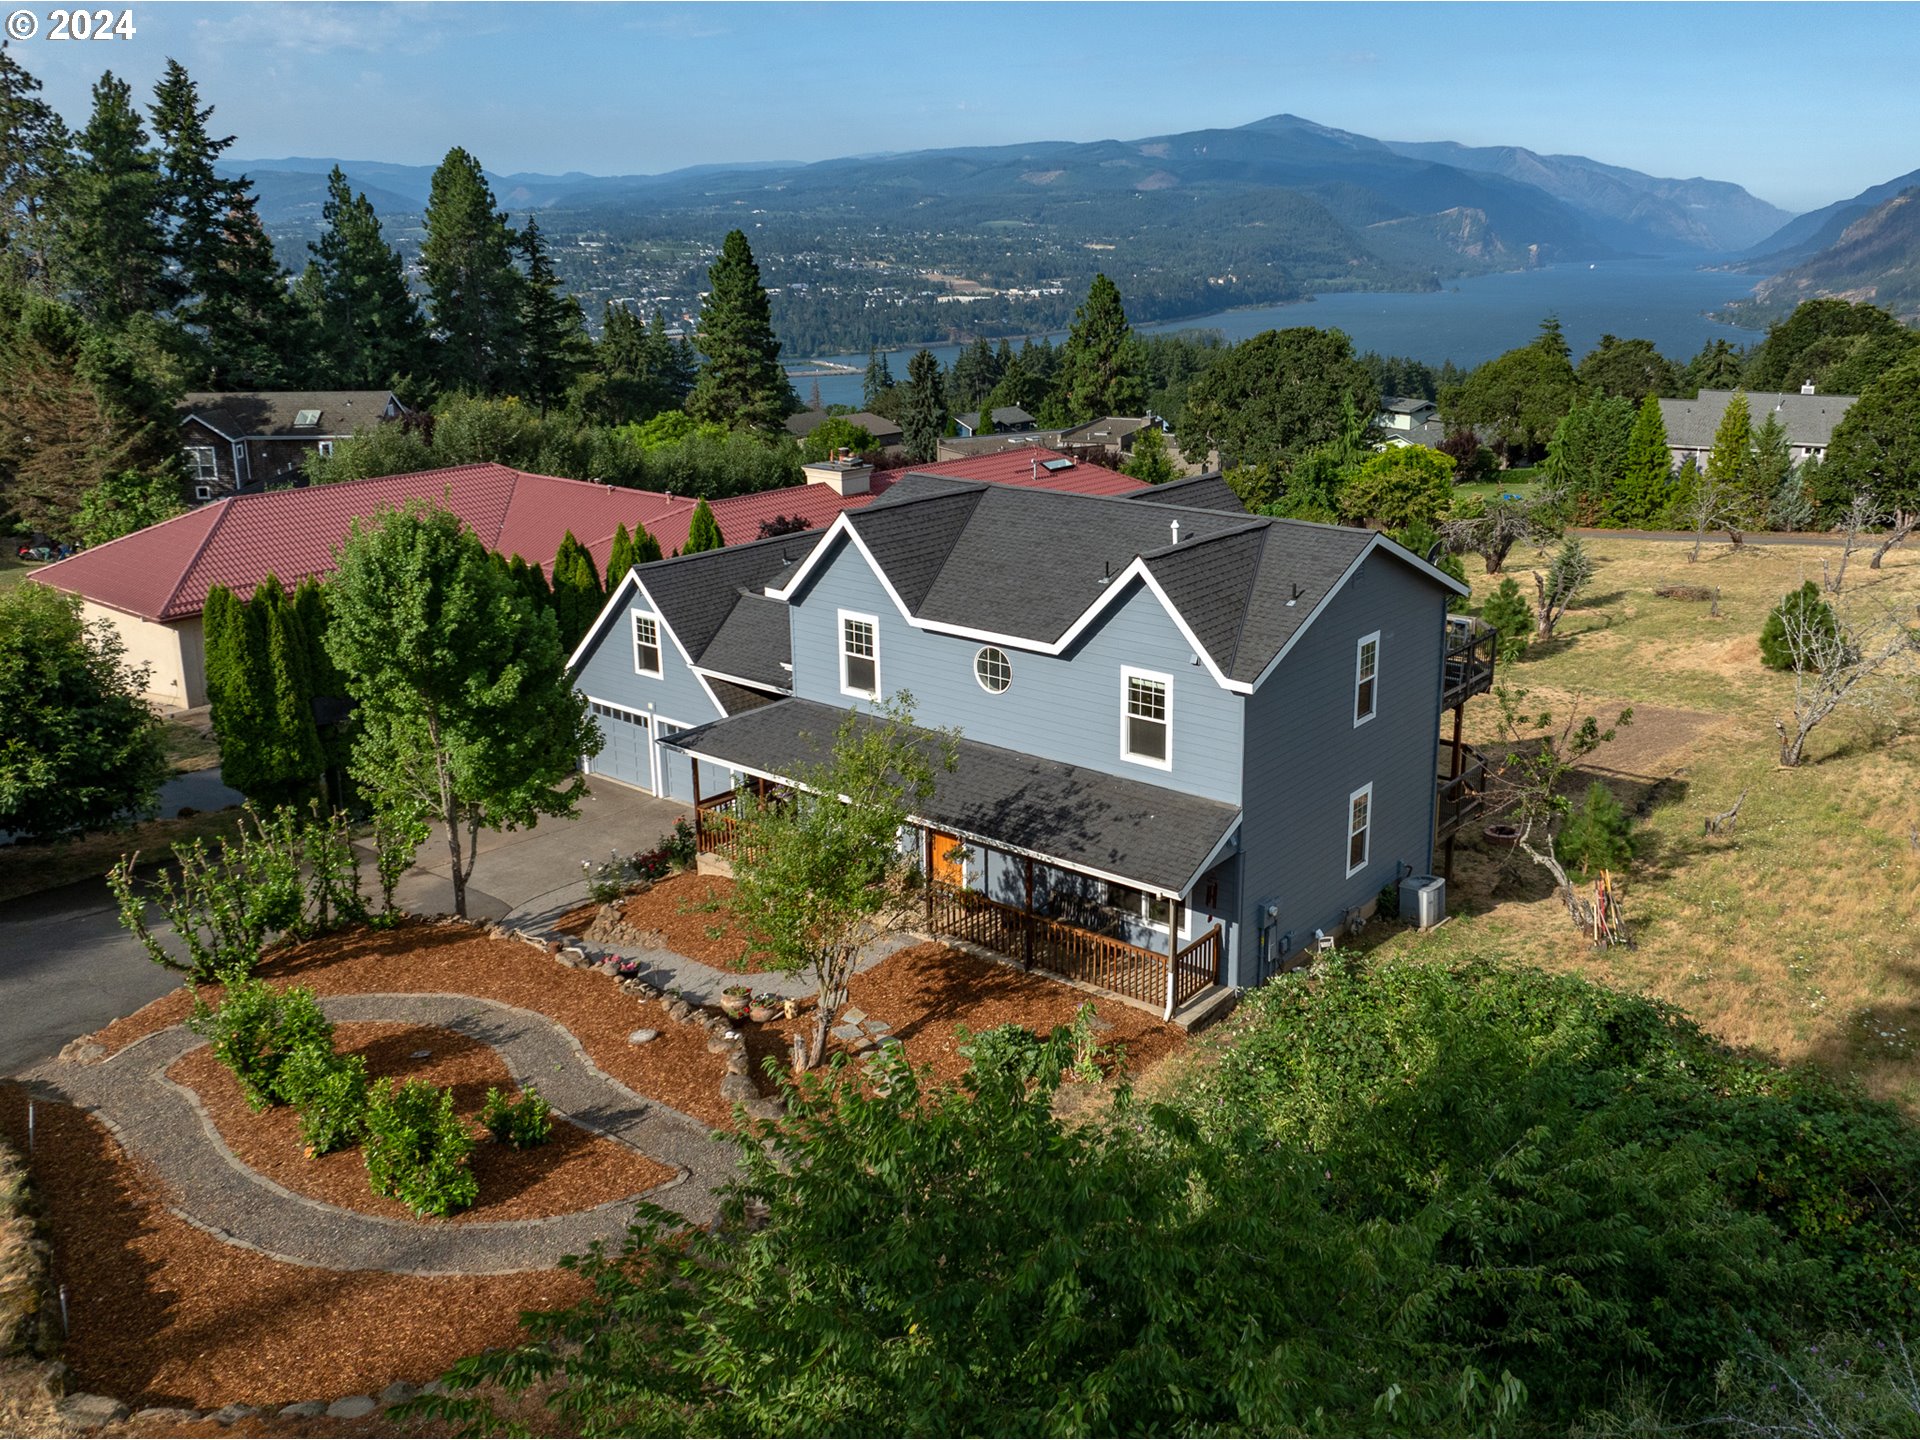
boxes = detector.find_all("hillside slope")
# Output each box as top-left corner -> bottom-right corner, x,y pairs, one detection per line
1754,188 -> 1920,316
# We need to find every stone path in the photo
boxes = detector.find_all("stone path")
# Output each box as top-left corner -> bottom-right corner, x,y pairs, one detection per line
19,992 -> 739,1276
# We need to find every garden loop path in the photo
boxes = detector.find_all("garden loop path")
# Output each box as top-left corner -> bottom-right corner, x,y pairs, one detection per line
19,992 -> 739,1276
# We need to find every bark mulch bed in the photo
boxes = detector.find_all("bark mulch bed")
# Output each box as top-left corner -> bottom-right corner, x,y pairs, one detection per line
168,1022 -> 675,1224
89,919 -> 736,1129
560,873 -> 765,971
735,942 -> 1186,1092
0,1086 -> 586,1415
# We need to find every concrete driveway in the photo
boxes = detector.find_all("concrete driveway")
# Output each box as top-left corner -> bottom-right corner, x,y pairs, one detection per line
0,777 -> 686,1075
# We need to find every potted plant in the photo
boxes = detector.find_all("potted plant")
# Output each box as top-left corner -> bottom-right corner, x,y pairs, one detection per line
747,991 -> 781,1023
720,984 -> 751,1020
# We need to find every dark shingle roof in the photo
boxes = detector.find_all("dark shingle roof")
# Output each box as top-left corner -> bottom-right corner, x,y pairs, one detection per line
698,594 -> 793,688
1121,472 -> 1247,514
179,390 -> 402,438
664,698 -> 1240,893
829,481 -> 1402,684
706,678 -> 783,716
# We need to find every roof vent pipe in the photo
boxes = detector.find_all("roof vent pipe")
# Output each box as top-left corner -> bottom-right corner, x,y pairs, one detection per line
1170,518 -> 1181,545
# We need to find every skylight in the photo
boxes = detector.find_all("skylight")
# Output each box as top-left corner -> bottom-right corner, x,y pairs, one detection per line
293,408 -> 321,427
1042,458 -> 1074,472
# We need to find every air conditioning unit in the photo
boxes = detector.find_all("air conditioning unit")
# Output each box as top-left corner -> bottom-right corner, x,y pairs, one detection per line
1400,874 -> 1446,929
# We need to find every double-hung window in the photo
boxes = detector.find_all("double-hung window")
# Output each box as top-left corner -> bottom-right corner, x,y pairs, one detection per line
1121,668 -> 1172,768
1354,631 -> 1379,726
632,612 -> 662,676
1346,783 -> 1373,876
186,446 -> 218,491
840,612 -> 879,698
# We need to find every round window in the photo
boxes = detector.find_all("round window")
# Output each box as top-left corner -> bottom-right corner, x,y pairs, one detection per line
974,646 -> 1012,694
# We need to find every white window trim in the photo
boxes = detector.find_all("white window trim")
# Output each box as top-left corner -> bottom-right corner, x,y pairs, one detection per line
1353,629 -> 1380,728
1346,782 -> 1373,878
1119,665 -> 1174,772
316,439 -> 334,457
192,484 -> 213,502
974,645 -> 1012,695
838,608 -> 880,700
631,610 -> 663,677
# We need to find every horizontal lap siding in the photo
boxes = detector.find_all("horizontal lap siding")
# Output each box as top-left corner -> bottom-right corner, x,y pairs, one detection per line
571,601 -> 721,801
788,535 -> 1244,806
1236,554 -> 1445,988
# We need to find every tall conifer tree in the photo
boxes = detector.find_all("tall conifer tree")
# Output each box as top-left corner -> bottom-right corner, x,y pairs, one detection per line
0,43 -> 70,294
1706,391 -> 1756,518
517,215 -> 590,411
1053,273 -> 1146,424
549,531 -> 604,650
606,522 -> 636,586
900,348 -> 947,464
58,72 -> 168,327
1614,394 -> 1673,528
420,147 -> 523,393
862,345 -> 893,412
301,166 -> 428,388
685,229 -> 791,431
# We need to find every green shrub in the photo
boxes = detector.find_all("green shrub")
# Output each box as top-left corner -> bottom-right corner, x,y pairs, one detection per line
480,1085 -> 553,1149
1760,579 -> 1843,670
1555,779 -> 1635,875
277,1042 -> 369,1156
188,979 -> 333,1110
1480,575 -> 1535,661
363,1079 -> 477,1217
661,816 -> 697,871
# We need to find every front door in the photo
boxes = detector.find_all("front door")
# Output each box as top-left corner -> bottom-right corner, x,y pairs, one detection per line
929,830 -> 967,888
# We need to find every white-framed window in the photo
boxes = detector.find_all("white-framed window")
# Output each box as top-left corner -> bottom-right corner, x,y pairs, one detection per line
1106,880 -> 1173,930
632,612 -> 662,676
1346,782 -> 1373,877
316,439 -> 334,457
192,484 -> 213,502
974,645 -> 1011,694
840,610 -> 879,698
185,446 -> 218,487
1354,630 -> 1380,726
1121,667 -> 1172,769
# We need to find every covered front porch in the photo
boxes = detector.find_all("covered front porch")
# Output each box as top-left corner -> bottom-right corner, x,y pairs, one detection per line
668,698 -> 1241,1023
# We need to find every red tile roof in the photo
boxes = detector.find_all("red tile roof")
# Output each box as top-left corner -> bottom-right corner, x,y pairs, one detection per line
887,448 -> 1148,496
34,450 -> 1147,624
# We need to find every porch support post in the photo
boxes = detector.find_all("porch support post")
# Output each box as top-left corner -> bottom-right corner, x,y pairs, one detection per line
923,826 -> 934,923
1165,897 -> 1183,1021
691,757 -> 702,807
1023,856 -> 1035,970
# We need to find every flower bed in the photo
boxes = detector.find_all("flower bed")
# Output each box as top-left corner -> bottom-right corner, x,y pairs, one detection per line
560,873 -> 764,971
168,1022 -> 674,1224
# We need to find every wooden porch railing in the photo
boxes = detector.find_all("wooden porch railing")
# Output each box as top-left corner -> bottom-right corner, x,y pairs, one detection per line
1436,744 -> 1490,841
926,881 -> 1220,1019
694,786 -> 783,865
1442,615 -> 1498,710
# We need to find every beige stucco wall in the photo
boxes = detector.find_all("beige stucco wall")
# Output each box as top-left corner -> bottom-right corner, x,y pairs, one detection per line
79,601 -> 206,710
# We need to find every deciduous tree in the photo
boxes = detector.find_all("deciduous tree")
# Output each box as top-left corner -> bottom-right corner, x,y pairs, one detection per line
1441,343 -> 1577,464
731,698 -> 954,1068
1180,327 -> 1376,472
0,581 -> 167,838
324,502 -> 600,917
1336,445 -> 1454,530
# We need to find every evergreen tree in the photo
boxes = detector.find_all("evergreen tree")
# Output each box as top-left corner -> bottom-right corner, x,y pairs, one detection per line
0,41 -> 69,294
862,345 -> 893,412
420,147 -> 524,393
1541,391 -> 1635,525
1535,313 -> 1571,365
1682,338 -> 1745,394
301,165 -> 428,389
686,229 -> 792,431
971,404 -> 994,437
1705,391 -> 1757,523
900,348 -> 946,465
148,61 -> 227,318
632,524 -> 663,564
506,553 -> 552,613
683,499 -> 724,554
549,530 -> 604,651
291,575 -> 349,781
1053,273 -> 1146,424
516,215 -> 590,412
1750,410 -> 1793,529
1123,424 -> 1178,484
606,522 -> 636,588
1614,394 -> 1673,528
1759,581 -> 1841,671
260,581 -> 327,806
58,72 -> 168,328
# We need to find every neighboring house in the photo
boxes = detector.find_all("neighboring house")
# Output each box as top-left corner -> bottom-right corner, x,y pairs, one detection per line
178,391 -> 407,499
1377,396 -> 1447,450
954,406 -> 1036,438
783,409 -> 905,449
1658,386 -> 1857,470
573,469 -> 1492,1017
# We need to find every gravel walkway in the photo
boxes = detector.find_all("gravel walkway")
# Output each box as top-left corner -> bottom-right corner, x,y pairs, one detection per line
19,992 -> 739,1276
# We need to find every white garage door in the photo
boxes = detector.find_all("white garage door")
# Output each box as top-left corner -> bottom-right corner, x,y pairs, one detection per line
586,699 -> 654,793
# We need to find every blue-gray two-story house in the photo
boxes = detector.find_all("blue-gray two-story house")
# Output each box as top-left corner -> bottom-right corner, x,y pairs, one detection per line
568,470 -> 1492,1015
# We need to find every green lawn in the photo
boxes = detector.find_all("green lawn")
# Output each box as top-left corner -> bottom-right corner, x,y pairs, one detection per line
1451,468 -> 1540,506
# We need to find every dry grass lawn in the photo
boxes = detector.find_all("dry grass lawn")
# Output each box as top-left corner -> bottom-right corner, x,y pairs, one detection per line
1380,533 -> 1920,1107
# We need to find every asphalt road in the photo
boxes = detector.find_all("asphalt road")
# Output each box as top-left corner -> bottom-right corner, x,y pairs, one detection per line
0,778 -> 682,1076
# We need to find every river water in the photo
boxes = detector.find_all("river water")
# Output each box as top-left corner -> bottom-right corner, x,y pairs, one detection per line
788,257 -> 1766,408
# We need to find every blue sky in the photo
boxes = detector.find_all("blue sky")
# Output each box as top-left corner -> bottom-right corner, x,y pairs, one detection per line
11,2 -> 1915,214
